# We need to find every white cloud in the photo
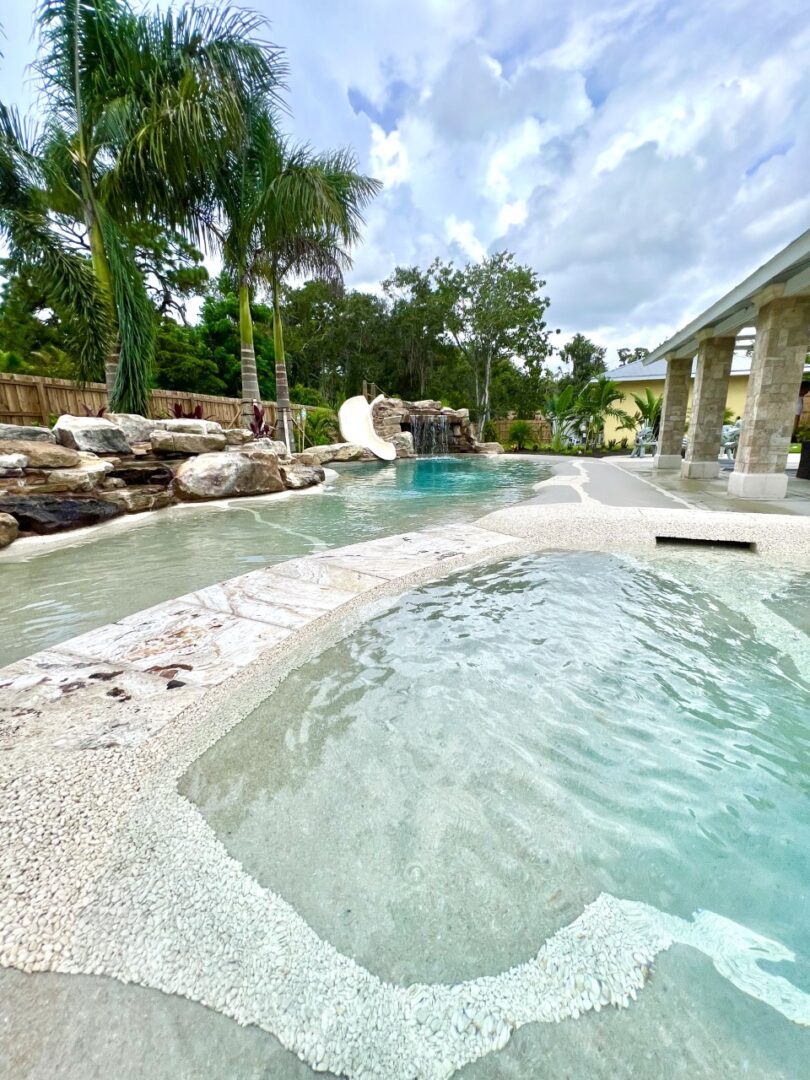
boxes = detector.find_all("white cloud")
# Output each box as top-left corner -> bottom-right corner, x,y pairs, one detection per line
445,216 -> 487,262
369,124 -> 409,187
3,0 -> 810,362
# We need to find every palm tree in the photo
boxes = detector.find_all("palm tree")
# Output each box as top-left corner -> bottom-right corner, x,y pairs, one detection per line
576,377 -> 630,451
630,387 -> 663,436
210,101 -> 380,440
543,384 -> 578,450
2,0 -> 283,414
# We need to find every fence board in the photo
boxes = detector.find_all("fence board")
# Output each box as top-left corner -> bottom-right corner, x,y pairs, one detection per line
0,373 -> 302,431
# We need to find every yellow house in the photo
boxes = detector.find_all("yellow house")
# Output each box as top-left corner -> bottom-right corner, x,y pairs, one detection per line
602,354 -> 751,444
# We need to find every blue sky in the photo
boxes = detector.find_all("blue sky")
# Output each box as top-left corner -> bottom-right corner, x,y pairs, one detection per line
2,0 -> 809,359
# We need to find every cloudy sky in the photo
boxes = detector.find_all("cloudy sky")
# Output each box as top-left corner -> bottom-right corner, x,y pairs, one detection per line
2,0 -> 809,360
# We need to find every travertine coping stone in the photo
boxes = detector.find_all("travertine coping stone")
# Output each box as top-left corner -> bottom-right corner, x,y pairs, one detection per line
1,509 -> 809,1078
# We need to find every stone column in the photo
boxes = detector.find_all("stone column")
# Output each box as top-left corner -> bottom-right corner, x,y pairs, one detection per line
728,292 -> 810,499
653,355 -> 691,469
681,333 -> 735,479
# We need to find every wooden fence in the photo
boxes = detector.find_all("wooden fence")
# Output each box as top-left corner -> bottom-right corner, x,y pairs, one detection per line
0,373 -> 303,430
491,418 -> 552,445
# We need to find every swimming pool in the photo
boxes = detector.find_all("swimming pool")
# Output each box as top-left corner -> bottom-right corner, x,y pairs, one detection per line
0,455 -> 547,668
180,546 -> 810,1077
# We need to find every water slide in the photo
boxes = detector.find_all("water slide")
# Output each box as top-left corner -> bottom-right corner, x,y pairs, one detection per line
338,394 -> 397,461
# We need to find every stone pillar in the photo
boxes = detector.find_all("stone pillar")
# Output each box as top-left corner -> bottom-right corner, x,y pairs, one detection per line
653,355 -> 691,469
728,292 -> 810,499
681,333 -> 735,479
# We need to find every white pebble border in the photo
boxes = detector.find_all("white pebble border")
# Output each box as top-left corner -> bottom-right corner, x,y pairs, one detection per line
2,506 -> 810,1079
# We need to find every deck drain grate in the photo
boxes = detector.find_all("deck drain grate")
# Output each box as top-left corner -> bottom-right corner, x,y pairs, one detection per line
655,536 -> 756,552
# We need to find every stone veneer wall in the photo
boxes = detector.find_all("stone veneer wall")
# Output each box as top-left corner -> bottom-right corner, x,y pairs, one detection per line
372,397 -> 475,453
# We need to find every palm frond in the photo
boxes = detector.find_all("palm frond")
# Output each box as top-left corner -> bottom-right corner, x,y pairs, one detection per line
97,205 -> 154,413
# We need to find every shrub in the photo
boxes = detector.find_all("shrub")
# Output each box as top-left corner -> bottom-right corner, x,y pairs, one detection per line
507,419 -> 533,450
482,420 -> 498,442
249,403 -> 272,439
305,407 -> 339,446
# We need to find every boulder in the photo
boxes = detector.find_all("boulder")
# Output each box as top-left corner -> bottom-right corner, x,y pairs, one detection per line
97,486 -> 176,513
306,442 -> 366,465
0,423 -> 55,443
224,428 -> 252,445
53,415 -> 132,455
245,438 -> 291,461
292,451 -> 319,467
389,431 -> 416,458
279,464 -> 326,490
172,451 -> 285,501
475,441 -> 504,454
0,495 -> 123,535
0,453 -> 28,477
106,413 -> 162,444
108,461 -> 174,487
154,418 -> 223,435
151,430 -> 226,455
0,439 -> 80,469
42,457 -> 112,491
0,512 -> 18,547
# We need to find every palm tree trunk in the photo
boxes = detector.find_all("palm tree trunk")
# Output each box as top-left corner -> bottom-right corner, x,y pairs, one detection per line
272,277 -> 293,452
85,203 -> 120,403
239,280 -> 261,428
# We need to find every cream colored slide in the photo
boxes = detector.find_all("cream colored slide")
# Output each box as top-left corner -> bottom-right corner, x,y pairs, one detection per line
338,393 -> 397,461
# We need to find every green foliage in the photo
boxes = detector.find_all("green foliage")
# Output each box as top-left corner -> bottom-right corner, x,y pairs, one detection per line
481,420 -> 498,442
617,346 -> 650,366
507,419 -> 533,450
3,0 -> 285,412
290,383 -> 329,408
630,387 -> 663,435
576,377 -> 630,450
558,334 -> 606,390
304,406 -> 339,446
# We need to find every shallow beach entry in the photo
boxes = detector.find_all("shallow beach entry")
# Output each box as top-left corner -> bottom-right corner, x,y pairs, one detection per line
0,456 -> 546,667
179,548 -> 810,1077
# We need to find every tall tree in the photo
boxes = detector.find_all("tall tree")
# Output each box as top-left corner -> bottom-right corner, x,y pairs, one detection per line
436,253 -> 551,431
209,95 -> 379,440
1,0 -> 282,413
558,333 -> 607,390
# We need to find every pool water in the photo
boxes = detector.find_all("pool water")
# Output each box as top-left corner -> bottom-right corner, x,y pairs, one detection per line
184,547 -> 810,1078
0,455 -> 546,668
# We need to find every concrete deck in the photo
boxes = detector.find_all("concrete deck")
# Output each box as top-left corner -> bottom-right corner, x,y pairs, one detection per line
520,454 -> 810,517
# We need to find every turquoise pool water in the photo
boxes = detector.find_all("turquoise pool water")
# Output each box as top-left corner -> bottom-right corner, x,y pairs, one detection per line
0,456 -> 547,668
184,547 -> 810,1078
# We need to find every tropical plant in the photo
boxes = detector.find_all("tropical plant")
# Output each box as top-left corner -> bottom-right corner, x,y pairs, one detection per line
543,384 -> 579,450
630,388 -> 663,435
249,402 -> 272,439
207,92 -> 380,443
168,402 -> 211,420
507,419 -> 533,450
304,406 -> 339,446
575,377 -> 630,451
1,0 -> 283,414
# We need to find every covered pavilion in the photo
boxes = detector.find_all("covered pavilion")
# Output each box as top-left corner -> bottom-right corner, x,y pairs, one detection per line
645,228 -> 810,499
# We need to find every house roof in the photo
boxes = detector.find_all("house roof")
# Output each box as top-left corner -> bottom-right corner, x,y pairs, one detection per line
605,353 -> 753,382
643,227 -> 810,365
